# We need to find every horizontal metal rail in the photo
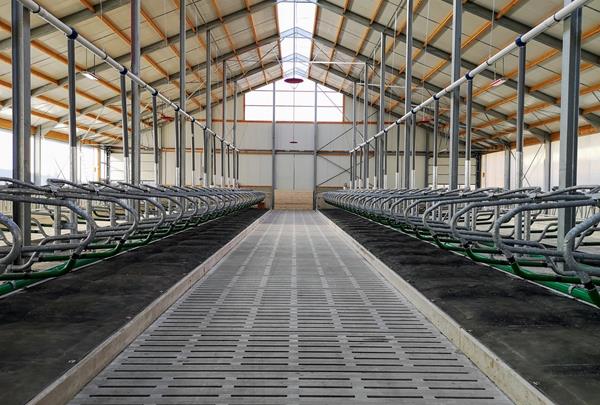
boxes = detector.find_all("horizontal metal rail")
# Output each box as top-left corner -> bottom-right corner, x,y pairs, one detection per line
17,0 -> 238,151
350,0 -> 590,152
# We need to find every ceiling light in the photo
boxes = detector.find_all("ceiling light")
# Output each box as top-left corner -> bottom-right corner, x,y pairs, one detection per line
284,77 -> 303,85
82,71 -> 98,81
490,77 -> 507,87
54,122 -> 68,129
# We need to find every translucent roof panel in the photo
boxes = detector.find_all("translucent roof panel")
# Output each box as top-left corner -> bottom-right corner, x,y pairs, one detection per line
277,1 -> 317,79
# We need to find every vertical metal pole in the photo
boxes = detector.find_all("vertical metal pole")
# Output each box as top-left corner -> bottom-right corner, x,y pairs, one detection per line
557,0 -> 582,250
226,145 -> 231,188
358,146 -> 363,188
105,147 -> 111,182
120,73 -> 129,182
504,146 -> 511,190
465,79 -> 473,188
221,61 -> 227,187
352,81 -> 357,189
410,116 -> 416,188
448,0 -> 462,189
175,112 -> 180,185
179,0 -> 187,186
424,129 -> 430,187
373,113 -> 379,188
403,0 -> 413,189
33,126 -> 42,185
220,138 -> 224,187
67,38 -> 77,184
544,139 -> 552,191
11,0 -> 31,245
212,134 -> 217,185
379,32 -> 386,188
204,29 -> 212,187
515,44 -> 526,239
349,151 -> 353,188
363,63 -> 369,188
363,143 -> 369,188
233,81 -> 238,187
190,120 -> 196,186
131,0 -> 141,185
515,45 -> 526,191
152,95 -> 160,184
271,82 -> 276,208
313,81 -> 318,209
475,154 -> 482,188
432,98 -> 439,188
395,125 -> 400,188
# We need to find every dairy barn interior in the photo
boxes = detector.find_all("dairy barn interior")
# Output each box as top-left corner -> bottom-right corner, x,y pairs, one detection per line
1,0 -> 600,404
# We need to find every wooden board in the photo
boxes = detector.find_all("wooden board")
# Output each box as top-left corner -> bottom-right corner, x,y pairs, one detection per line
274,190 -> 314,210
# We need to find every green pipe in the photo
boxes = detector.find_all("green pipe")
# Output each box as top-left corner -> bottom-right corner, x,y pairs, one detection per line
340,206 -> 600,308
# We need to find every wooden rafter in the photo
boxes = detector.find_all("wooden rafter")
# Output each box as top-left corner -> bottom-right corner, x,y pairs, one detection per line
210,0 -> 248,89
244,0 -> 269,84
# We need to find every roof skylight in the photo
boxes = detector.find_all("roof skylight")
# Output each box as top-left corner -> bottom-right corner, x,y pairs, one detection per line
277,1 -> 316,81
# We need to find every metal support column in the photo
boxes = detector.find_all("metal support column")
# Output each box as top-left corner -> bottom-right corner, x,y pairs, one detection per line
152,95 -> 160,184
410,115 -> 416,188
515,44 -> 526,239
557,0 -> 582,250
379,32 -> 386,189
131,0 -> 141,185
120,72 -> 129,182
67,37 -> 77,184
448,0 -> 462,189
358,146 -> 363,188
271,81 -> 276,208
363,63 -> 369,188
212,133 -> 217,186
313,81 -> 318,209
515,45 -> 526,191
221,60 -> 227,187
175,112 -> 180,185
395,125 -> 400,188
432,98 -> 439,189
352,81 -> 357,189
226,145 -> 230,188
33,126 -> 42,185
233,81 -> 238,188
464,78 -> 473,188
349,151 -> 353,188
424,129 -> 430,187
190,119 -> 196,186
11,0 -> 31,245
544,139 -> 552,191
374,111 -> 379,188
105,147 -> 111,182
403,0 -> 413,189
178,0 -> 187,186
204,29 -> 212,187
504,146 -> 511,190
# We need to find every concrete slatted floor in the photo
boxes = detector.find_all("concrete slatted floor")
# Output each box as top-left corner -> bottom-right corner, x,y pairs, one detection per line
71,211 -> 513,405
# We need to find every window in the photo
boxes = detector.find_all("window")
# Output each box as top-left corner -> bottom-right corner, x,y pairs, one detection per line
245,79 -> 344,122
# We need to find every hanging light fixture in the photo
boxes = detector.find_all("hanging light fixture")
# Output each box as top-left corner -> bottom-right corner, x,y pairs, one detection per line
82,71 -> 99,81
490,77 -> 507,87
284,0 -> 304,86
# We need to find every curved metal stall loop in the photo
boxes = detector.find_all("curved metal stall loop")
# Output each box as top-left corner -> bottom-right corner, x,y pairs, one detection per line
0,176 -> 265,296
323,186 -> 600,307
